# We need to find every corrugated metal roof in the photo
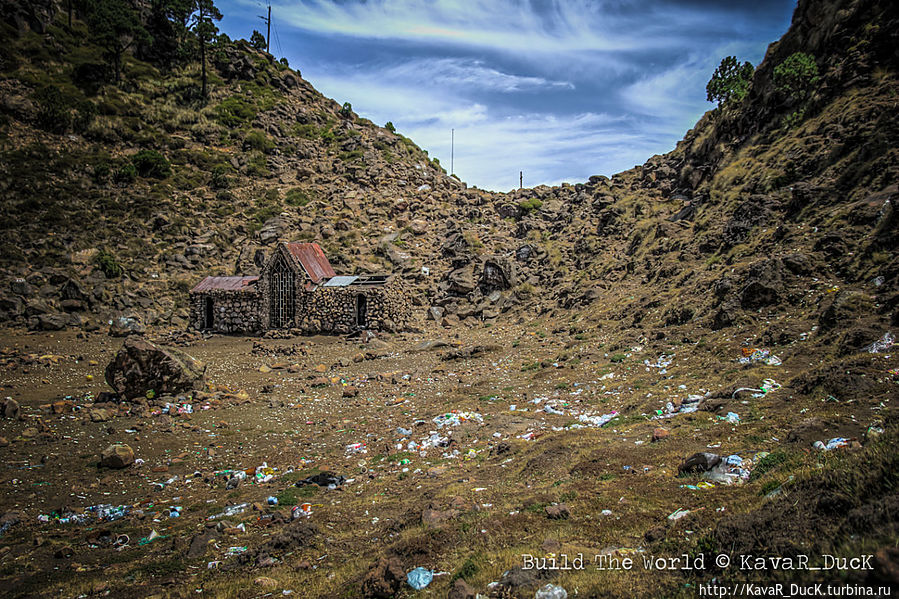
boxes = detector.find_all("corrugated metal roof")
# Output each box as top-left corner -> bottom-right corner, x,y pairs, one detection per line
190,276 -> 259,293
284,242 -> 336,284
322,275 -> 359,287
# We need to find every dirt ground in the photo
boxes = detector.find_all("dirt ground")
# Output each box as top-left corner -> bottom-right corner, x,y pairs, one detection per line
0,321 -> 896,598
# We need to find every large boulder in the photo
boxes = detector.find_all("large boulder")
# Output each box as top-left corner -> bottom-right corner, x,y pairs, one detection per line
100,444 -> 134,468
105,337 -> 206,400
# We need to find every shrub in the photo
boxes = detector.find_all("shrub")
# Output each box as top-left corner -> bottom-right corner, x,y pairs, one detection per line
93,162 -> 111,184
72,100 -> 97,133
132,149 -> 170,178
285,187 -> 314,207
244,129 -> 274,153
113,163 -> 137,185
518,198 -> 543,214
706,56 -> 755,108
385,121 -> 396,133
95,250 -> 123,278
214,96 -> 256,127
210,164 -> 231,189
773,52 -> 819,101
340,101 -> 353,118
33,85 -> 72,133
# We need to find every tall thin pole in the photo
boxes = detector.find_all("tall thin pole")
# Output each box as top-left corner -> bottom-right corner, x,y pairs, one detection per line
266,5 -> 271,53
451,128 -> 454,175
520,171 -> 523,189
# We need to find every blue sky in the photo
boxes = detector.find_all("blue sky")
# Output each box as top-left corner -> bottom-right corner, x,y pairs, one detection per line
218,0 -> 797,192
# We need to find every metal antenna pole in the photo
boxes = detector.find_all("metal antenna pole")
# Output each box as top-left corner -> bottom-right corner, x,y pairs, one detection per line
259,5 -> 271,53
451,128 -> 454,175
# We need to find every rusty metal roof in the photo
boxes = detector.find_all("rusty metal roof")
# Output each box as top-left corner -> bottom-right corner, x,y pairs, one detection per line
190,276 -> 259,293
284,242 -> 336,284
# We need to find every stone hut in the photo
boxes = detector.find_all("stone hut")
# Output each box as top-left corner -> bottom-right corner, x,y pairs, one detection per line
188,276 -> 261,333
189,242 -> 411,335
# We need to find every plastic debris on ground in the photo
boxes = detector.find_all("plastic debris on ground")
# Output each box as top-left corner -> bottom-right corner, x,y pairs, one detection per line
207,503 -> 249,520
813,437 -> 851,451
705,454 -> 753,485
732,378 -> 781,398
654,395 -> 703,419
535,583 -> 568,599
292,503 -> 313,519
738,348 -> 782,366
433,411 -> 483,428
406,567 -> 434,590
226,546 -> 247,555
719,412 -> 741,424
345,442 -> 367,454
865,331 -> 895,353
576,411 -> 618,427
668,508 -> 690,521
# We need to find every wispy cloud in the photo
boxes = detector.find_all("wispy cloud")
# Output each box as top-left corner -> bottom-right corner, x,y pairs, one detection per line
223,0 -> 796,190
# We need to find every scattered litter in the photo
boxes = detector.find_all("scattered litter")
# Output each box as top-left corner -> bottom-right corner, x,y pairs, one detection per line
226,546 -> 247,555
738,348 -> 782,366
535,583 -> 568,599
577,411 -> 618,427
720,412 -> 740,424
139,529 -> 165,545
433,411 -> 483,428
406,567 -> 434,590
865,331 -> 895,353
208,503 -> 249,520
292,504 -> 313,519
654,395 -> 702,419
345,443 -> 367,454
732,379 -> 781,398
813,437 -> 850,451
668,508 -> 690,521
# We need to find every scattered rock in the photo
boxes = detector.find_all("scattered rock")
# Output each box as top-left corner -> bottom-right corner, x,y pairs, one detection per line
1,398 -> 19,419
448,579 -> 477,599
545,503 -> 570,520
105,337 -> 206,400
360,556 -> 406,599
652,428 -> 669,442
100,444 -> 134,469
678,452 -> 721,474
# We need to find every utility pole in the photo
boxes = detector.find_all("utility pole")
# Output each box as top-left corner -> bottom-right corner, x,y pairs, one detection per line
520,171 -> 523,189
451,128 -> 454,175
259,5 -> 271,53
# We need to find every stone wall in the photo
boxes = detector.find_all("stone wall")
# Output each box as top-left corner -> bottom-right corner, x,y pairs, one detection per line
189,290 -> 262,334
296,279 -> 412,334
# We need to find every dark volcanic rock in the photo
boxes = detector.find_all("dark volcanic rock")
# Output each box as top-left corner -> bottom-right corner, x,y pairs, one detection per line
678,452 -> 721,474
105,337 -> 206,400
360,556 -> 406,599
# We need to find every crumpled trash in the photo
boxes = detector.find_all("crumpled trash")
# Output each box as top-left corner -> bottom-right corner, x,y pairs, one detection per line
208,503 -> 249,520
813,437 -> 850,451
433,411 -> 483,428
705,454 -> 751,485
406,567 -> 434,590
865,331 -> 895,353
578,411 -> 618,427
668,508 -> 690,521
720,412 -> 740,424
138,529 -> 164,545
654,395 -> 703,419
738,348 -> 782,366
732,379 -> 781,398
543,404 -> 565,415
535,583 -> 568,599
292,504 -> 313,519
345,443 -> 367,454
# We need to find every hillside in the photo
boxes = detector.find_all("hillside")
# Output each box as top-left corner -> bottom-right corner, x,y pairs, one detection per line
0,0 -> 898,598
